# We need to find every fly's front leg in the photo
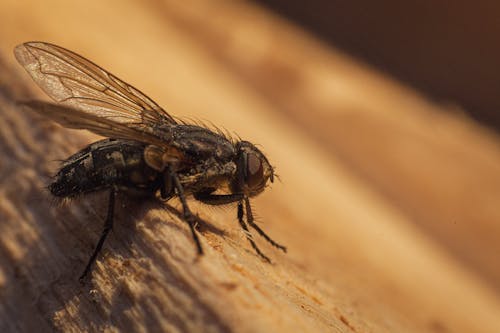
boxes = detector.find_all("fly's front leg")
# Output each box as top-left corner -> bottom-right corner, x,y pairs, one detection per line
80,188 -> 116,282
237,201 -> 271,263
168,167 -> 203,255
195,191 -> 270,260
245,198 -> 287,253
194,191 -> 286,260
193,191 -> 243,205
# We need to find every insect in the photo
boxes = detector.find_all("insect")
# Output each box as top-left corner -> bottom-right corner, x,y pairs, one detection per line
14,42 -> 286,280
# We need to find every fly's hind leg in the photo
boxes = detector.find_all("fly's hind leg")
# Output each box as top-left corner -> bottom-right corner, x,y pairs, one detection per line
168,167 -> 203,255
79,188 -> 116,282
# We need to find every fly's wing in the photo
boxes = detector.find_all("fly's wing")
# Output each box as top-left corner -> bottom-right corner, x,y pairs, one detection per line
14,41 -> 177,146
21,101 -> 171,145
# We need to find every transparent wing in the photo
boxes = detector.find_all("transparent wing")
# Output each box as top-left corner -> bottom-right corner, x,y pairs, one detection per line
21,101 -> 170,146
14,41 -> 177,144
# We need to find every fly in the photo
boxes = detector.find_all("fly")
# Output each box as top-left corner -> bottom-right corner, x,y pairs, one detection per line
14,42 -> 286,281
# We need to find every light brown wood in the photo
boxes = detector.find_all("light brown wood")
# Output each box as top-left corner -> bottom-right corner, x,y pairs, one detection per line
0,1 -> 499,332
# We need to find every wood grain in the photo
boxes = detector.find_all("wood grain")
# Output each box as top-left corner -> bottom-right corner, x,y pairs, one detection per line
0,1 -> 499,332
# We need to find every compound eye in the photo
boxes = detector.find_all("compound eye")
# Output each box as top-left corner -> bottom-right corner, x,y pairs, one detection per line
246,153 -> 264,189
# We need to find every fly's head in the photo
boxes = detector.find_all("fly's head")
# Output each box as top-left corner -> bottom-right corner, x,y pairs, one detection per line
233,141 -> 274,197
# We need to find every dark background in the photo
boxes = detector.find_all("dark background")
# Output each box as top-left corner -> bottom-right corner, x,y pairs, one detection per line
256,0 -> 500,131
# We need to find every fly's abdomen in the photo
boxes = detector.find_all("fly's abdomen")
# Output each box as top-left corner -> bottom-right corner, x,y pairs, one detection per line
50,139 -> 160,197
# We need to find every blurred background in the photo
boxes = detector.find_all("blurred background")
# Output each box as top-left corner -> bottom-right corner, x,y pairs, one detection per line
258,0 -> 500,131
0,0 -> 499,331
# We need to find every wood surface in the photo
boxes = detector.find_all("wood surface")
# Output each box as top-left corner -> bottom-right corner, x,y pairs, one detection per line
0,1 -> 499,332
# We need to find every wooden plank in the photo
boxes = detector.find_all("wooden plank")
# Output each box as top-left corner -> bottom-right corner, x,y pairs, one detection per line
0,1 -> 499,332
158,0 -> 500,293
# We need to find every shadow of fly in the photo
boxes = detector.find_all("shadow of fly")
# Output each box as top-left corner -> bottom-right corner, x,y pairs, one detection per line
14,42 -> 286,281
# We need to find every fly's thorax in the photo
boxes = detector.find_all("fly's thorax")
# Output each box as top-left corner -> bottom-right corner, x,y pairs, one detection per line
172,125 -> 236,162
231,140 -> 274,197
175,157 -> 238,195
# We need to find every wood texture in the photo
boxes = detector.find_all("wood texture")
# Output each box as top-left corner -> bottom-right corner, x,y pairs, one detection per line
0,1 -> 499,332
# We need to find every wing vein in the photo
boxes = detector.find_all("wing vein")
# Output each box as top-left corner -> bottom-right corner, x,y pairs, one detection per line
14,41 -> 180,151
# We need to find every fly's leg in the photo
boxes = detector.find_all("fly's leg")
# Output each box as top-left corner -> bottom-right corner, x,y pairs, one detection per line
238,201 -> 271,263
194,191 -> 286,260
193,191 -> 243,205
79,189 -> 115,282
160,171 -> 173,200
169,167 -> 203,255
245,198 -> 287,253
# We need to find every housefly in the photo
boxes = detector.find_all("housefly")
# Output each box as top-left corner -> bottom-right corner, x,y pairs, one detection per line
14,42 -> 286,280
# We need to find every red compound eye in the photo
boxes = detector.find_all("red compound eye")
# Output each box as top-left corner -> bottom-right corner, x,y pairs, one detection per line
246,153 -> 264,189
